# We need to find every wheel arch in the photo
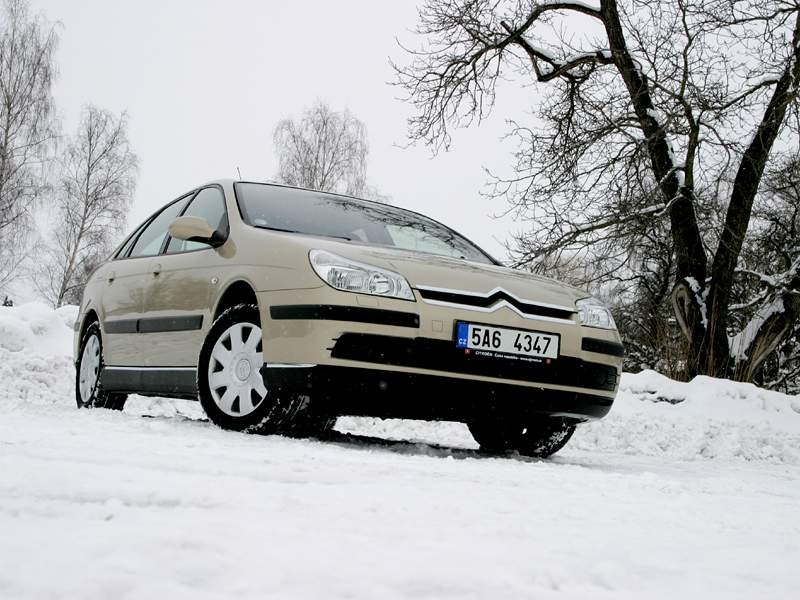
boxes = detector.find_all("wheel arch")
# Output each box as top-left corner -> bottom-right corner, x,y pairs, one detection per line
79,309 -> 100,341
213,279 -> 260,322
74,308 -> 100,369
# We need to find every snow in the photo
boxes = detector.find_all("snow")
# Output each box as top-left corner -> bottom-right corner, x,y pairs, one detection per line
1,303 -> 800,599
646,107 -> 661,121
526,43 -> 561,66
685,276 -> 709,328
730,296 -> 785,360
527,47 -> 612,75
557,0 -> 601,12
562,49 -> 613,64
0,302 -> 76,354
747,74 -> 781,87
643,108 -> 686,186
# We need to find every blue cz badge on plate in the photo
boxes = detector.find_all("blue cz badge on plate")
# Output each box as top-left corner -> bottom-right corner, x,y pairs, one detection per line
456,322 -> 469,349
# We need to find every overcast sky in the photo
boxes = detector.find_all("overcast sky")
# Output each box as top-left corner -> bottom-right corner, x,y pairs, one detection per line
30,0 -> 541,259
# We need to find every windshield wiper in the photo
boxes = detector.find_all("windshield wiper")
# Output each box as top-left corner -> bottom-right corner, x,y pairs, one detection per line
254,225 -> 352,241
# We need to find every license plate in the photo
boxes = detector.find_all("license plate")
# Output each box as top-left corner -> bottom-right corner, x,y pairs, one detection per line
455,322 -> 559,360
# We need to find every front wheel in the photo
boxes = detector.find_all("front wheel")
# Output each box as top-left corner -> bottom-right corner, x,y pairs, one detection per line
75,322 -> 127,410
468,416 -> 576,458
198,304 -> 304,434
279,399 -> 337,439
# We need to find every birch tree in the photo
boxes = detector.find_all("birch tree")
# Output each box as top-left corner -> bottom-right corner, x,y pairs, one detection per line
395,0 -> 800,381
36,106 -> 137,306
0,0 -> 57,289
273,101 -> 369,196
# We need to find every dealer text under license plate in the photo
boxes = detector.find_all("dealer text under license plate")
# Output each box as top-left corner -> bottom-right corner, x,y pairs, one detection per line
456,322 -> 559,360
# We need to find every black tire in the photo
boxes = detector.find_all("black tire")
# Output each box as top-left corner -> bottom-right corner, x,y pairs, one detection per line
279,397 -> 337,439
468,416 -> 576,458
197,303 -> 305,434
75,322 -> 127,411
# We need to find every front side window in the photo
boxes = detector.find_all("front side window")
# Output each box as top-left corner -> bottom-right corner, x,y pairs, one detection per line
128,196 -> 191,258
234,183 -> 494,264
166,187 -> 228,254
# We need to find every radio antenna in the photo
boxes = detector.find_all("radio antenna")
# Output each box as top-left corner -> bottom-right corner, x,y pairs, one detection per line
236,166 -> 242,180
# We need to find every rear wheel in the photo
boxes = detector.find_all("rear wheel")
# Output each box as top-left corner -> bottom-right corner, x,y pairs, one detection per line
75,322 -> 127,410
468,416 -> 575,458
198,304 -> 305,434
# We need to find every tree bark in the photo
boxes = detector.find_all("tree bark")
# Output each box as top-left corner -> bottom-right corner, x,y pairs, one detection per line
702,12 -> 800,377
600,0 -> 708,374
733,285 -> 800,382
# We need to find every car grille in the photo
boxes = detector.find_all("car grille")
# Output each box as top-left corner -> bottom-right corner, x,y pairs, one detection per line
416,286 -> 576,321
330,333 -> 618,392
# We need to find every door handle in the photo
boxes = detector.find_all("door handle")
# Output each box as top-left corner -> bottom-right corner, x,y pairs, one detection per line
107,271 -> 116,283
152,263 -> 162,276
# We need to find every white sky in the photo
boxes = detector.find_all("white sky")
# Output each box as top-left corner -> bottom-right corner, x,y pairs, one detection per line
30,0 -> 539,259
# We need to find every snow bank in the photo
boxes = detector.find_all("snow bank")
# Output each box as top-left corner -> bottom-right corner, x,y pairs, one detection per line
341,369 -> 800,463
0,303 -> 77,409
0,302 -> 76,355
336,372 -> 800,465
2,303 -> 799,463
570,370 -> 800,464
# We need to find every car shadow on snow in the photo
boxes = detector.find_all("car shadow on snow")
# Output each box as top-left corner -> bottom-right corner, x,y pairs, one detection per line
133,404 -> 557,465
319,430 -> 548,464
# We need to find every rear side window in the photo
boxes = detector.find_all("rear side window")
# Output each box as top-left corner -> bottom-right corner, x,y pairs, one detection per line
166,187 -> 228,254
128,196 -> 191,258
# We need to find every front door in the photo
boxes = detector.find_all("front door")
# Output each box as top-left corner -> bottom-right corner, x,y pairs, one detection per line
141,186 -> 230,368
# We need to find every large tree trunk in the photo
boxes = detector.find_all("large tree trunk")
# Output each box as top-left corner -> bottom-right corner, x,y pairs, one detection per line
396,0 -> 800,383
700,11 -> 800,378
731,286 -> 800,382
604,1 -> 800,380
601,0 -> 709,375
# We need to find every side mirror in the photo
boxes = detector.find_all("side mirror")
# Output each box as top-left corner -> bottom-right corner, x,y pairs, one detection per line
168,216 -> 226,247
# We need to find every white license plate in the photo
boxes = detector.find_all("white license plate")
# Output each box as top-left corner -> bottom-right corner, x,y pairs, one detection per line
455,322 -> 559,359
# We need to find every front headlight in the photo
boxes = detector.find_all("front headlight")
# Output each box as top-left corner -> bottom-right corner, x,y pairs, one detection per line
576,297 -> 616,329
309,250 -> 415,301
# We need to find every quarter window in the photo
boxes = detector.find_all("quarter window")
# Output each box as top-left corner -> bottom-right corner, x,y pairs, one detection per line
166,187 -> 228,254
115,223 -> 145,259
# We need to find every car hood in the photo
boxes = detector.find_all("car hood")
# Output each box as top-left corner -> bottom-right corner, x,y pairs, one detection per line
302,236 -> 587,310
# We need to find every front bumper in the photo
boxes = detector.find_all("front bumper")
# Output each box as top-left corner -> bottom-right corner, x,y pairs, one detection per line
266,364 -> 615,422
257,287 -> 623,419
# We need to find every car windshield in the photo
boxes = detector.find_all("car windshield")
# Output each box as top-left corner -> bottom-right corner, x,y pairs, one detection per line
234,182 -> 494,264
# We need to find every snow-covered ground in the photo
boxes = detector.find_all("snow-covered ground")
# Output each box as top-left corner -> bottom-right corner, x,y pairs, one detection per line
1,303 -> 799,599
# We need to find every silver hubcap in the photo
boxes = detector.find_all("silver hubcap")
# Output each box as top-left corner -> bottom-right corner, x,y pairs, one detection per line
79,334 -> 101,404
208,322 -> 267,417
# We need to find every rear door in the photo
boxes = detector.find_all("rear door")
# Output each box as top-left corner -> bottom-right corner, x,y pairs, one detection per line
141,185 -> 230,367
101,195 -> 192,365
99,227 -> 150,366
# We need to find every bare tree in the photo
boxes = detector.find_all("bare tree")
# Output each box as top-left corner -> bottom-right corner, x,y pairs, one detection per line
35,106 -> 137,307
395,0 -> 800,380
733,153 -> 800,388
0,0 -> 57,290
273,101 -> 369,196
